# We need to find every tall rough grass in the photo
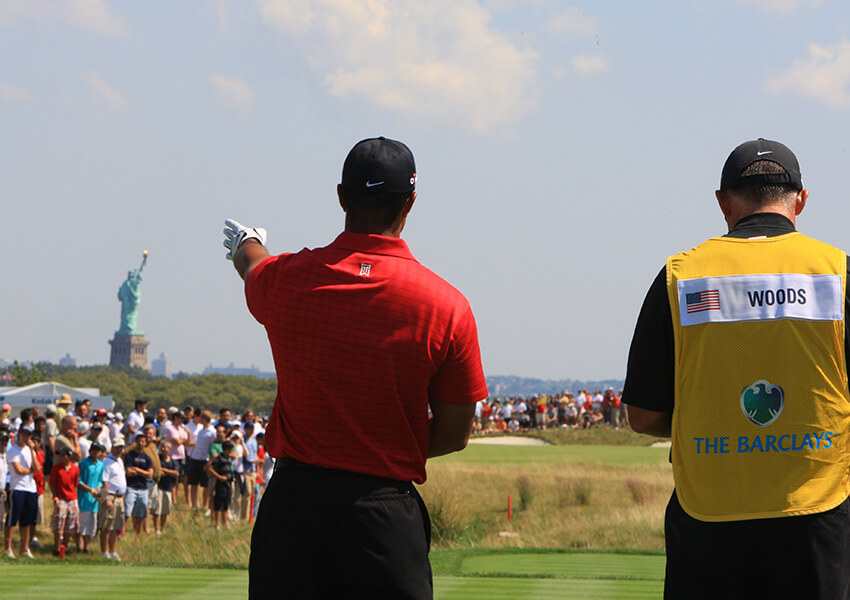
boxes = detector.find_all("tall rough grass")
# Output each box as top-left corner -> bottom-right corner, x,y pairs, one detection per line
31,490 -> 252,568
420,459 -> 671,551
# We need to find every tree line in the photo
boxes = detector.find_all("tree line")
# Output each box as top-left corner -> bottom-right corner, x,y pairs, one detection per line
7,362 -> 277,416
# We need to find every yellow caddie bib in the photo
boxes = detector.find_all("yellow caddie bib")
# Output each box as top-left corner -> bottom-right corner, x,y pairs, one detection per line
667,232 -> 850,521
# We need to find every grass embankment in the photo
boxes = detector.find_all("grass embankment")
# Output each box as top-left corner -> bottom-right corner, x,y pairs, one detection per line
19,495 -> 252,568
422,439 -> 672,551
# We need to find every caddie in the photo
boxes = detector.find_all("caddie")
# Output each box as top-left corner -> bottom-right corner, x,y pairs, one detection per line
623,138 -> 850,599
224,136 -> 488,599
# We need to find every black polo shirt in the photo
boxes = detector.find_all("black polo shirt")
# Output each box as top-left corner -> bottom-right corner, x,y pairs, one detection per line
622,212 -> 850,414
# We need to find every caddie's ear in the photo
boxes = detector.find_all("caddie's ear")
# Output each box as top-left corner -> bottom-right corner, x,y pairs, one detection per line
338,184 -> 348,213
795,188 -> 808,216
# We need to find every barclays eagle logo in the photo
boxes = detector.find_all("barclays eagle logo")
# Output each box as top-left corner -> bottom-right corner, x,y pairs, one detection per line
740,380 -> 785,427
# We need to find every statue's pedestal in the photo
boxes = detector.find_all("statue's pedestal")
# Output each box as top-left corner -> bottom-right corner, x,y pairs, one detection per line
109,334 -> 150,371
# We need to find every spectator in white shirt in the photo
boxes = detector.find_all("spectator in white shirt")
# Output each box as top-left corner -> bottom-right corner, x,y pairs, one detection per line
126,399 -> 148,439
187,410 -> 216,510
4,426 -> 41,559
100,437 -> 127,561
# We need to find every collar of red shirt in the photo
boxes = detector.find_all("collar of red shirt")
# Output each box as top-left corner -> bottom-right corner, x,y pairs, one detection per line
330,231 -> 416,261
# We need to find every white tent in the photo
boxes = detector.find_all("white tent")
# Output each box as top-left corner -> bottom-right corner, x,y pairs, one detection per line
0,382 -> 114,412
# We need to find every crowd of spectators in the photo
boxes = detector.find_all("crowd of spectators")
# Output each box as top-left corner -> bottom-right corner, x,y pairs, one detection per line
0,395 -> 275,561
473,389 -> 627,434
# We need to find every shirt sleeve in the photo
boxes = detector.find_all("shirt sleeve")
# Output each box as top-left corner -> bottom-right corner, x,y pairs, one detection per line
428,306 -> 489,405
244,254 -> 281,326
622,267 -> 675,414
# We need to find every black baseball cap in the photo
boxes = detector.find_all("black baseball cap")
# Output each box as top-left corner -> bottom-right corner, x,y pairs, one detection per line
720,138 -> 802,191
341,137 -> 417,194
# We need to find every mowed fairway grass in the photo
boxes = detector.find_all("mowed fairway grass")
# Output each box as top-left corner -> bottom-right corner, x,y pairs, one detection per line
0,550 -> 664,600
0,441 -> 670,599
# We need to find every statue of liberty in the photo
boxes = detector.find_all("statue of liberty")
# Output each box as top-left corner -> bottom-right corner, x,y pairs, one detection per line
117,250 -> 148,335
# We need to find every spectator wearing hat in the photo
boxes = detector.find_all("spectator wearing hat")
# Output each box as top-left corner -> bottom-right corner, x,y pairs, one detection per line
54,415 -> 81,463
4,425 -> 40,558
77,443 -> 105,553
48,446 -> 79,555
92,409 -> 111,449
55,394 -> 72,424
126,399 -> 148,439
0,403 -> 11,427
99,437 -> 126,561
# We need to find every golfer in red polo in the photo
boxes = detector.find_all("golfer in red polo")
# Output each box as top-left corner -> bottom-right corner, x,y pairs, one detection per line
224,137 -> 488,600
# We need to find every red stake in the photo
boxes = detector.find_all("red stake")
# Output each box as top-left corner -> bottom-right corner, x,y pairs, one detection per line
508,495 -> 513,522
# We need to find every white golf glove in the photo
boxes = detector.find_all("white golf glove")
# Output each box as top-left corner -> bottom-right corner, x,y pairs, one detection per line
223,219 -> 267,261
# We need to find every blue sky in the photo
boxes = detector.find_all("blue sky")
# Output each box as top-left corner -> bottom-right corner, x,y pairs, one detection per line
2,0 -> 850,379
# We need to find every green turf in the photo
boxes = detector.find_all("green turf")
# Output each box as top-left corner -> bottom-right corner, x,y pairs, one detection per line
459,552 -> 664,580
0,564 -> 247,600
0,551 -> 665,600
435,576 -> 662,599
433,443 -> 670,467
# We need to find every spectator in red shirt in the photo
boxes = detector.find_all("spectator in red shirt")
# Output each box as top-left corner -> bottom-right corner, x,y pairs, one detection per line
48,447 -> 79,555
224,137 -> 487,599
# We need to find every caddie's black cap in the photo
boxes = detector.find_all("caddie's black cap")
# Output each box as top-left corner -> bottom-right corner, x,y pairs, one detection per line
341,137 -> 417,194
720,138 -> 802,191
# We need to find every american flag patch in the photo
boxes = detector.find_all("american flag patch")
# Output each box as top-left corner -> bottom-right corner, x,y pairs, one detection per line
686,290 -> 720,313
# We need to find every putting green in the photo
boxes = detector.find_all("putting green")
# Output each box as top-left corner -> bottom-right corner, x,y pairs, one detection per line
435,576 -> 662,599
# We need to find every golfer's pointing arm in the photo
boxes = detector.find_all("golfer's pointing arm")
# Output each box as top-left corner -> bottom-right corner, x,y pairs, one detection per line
223,219 -> 270,280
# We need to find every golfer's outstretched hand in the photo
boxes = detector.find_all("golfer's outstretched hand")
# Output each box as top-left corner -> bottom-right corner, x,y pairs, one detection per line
223,219 -> 267,261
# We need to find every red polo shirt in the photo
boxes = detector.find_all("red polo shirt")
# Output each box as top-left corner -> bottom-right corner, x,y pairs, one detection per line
49,462 -> 79,501
246,231 -> 488,483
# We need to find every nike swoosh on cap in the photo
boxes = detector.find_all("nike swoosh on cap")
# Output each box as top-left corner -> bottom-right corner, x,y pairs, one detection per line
756,151 -> 773,156
365,180 -> 384,187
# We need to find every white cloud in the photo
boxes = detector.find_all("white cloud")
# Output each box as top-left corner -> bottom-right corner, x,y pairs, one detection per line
85,70 -> 129,112
572,55 -> 608,74
0,0 -> 128,35
546,7 -> 598,36
726,0 -> 822,14
210,75 -> 256,110
767,40 -> 850,109
256,0 -> 537,134
0,81 -> 30,102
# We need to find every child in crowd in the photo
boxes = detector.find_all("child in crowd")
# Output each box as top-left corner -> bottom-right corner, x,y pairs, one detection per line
152,441 -> 180,535
48,447 -> 79,556
206,440 -> 235,530
76,443 -> 105,554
